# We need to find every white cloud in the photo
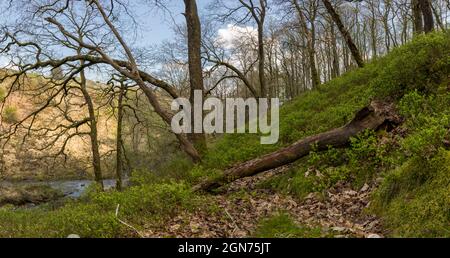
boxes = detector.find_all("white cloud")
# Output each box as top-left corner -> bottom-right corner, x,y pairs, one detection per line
217,24 -> 258,49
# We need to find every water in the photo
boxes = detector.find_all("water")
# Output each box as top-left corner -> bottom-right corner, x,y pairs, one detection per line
46,179 -> 119,198
1,179 -> 122,199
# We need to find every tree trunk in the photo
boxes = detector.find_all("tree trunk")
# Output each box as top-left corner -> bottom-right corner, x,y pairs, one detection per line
419,0 -> 434,33
431,3 -> 445,31
184,0 -> 207,152
322,0 -> 364,68
331,24 -> 340,78
293,0 -> 320,88
258,23 -> 267,97
79,66 -> 104,190
369,6 -> 378,58
309,16 -> 320,88
116,83 -> 125,191
140,85 -> 202,163
413,0 -> 424,34
194,101 -> 401,192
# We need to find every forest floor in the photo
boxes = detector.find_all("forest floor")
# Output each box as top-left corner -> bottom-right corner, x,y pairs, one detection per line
144,167 -> 384,238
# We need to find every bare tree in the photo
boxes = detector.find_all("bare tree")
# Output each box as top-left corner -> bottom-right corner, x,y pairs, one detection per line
211,0 -> 269,97
184,0 -> 207,151
291,0 -> 321,88
1,0 -> 202,162
321,0 -> 365,68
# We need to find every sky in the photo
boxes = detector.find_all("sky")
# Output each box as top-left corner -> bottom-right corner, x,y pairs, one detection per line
132,0 -> 214,46
0,0 -> 216,46
0,0 -> 255,81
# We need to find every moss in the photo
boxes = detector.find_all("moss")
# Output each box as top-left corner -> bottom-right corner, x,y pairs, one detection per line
372,151 -> 450,237
253,213 -> 325,238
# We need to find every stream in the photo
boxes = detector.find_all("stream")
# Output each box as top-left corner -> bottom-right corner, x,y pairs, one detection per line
45,179 -> 119,198
1,178 -> 126,199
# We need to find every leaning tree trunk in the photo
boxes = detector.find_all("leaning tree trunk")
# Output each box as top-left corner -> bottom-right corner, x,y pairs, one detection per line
140,85 -> 202,163
431,4 -> 445,31
322,0 -> 364,68
194,101 -> 401,192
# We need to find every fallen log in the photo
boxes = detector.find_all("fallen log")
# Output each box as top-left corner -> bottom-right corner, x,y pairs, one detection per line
194,101 -> 401,192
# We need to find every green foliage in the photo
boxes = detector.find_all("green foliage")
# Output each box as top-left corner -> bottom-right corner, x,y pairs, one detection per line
202,60 -> 375,173
0,201 -> 122,238
201,33 -> 450,183
261,131 -> 399,199
0,179 -> 205,238
372,151 -> 450,237
259,165 -> 316,200
2,106 -> 18,123
256,33 -> 450,237
260,147 -> 351,199
253,213 -> 324,238
371,32 -> 450,98
345,130 -> 400,187
2,32 -> 450,238
398,91 -> 450,159
370,86 -> 450,237
91,182 -> 200,220
129,156 -> 221,186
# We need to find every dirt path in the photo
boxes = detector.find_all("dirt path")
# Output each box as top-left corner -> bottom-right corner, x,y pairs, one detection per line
144,167 -> 384,238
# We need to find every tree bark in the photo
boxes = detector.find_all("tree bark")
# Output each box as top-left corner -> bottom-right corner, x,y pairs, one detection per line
184,0 -> 207,152
258,22 -> 267,97
140,85 -> 202,163
79,64 -> 104,190
413,0 -> 424,34
331,24 -> 340,78
419,0 -> 435,33
322,0 -> 365,68
293,0 -> 320,88
431,2 -> 445,31
194,101 -> 401,192
116,83 -> 125,191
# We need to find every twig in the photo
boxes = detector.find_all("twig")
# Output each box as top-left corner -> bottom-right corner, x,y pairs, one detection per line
115,204 -> 145,238
224,208 -> 241,237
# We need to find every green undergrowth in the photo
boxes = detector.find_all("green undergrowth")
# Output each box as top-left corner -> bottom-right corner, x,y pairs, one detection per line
193,32 -> 450,181
1,32 -> 449,238
252,213 -> 326,238
201,32 -> 450,237
0,178 -> 207,237
370,87 -> 450,237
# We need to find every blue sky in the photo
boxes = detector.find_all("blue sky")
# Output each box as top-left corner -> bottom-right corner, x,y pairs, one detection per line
132,0 -> 213,46
0,0 -> 217,78
0,0 -> 214,46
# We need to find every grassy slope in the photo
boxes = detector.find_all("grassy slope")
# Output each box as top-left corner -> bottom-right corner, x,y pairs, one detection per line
0,32 -> 449,238
201,32 -> 450,237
